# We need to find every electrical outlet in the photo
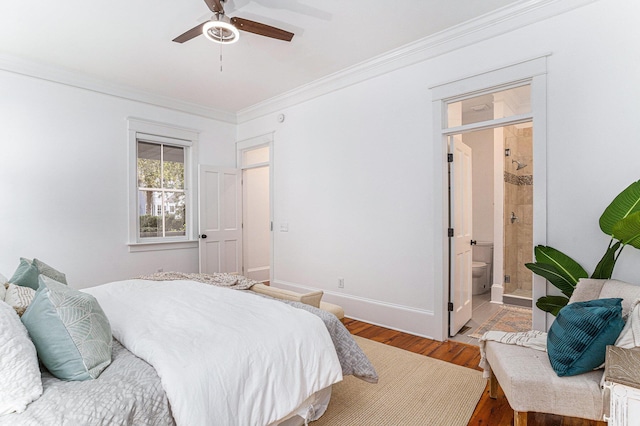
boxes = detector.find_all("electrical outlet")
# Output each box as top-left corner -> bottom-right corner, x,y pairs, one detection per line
338,277 -> 344,288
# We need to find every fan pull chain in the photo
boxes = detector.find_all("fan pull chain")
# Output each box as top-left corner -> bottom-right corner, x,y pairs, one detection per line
219,42 -> 223,72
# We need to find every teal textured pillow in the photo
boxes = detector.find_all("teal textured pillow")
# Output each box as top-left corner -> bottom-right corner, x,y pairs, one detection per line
9,258 -> 39,290
21,276 -> 112,381
547,298 -> 624,377
33,258 -> 67,285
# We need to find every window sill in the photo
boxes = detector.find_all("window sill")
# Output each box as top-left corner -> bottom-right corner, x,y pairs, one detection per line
128,240 -> 198,253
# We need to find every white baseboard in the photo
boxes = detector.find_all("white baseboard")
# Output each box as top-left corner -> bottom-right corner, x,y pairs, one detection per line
272,280 -> 439,340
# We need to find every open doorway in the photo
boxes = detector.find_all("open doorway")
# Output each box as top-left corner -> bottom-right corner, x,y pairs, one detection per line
238,140 -> 273,284
445,85 -> 535,341
448,122 -> 534,343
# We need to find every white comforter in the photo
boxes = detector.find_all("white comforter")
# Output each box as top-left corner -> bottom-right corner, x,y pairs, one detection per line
83,279 -> 343,426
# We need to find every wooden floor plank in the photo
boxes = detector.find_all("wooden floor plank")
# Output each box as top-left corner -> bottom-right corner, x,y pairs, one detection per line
407,337 -> 443,355
344,318 -> 607,426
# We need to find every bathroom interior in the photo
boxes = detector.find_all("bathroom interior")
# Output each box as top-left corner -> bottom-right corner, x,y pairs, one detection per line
452,122 -> 533,344
464,123 -> 534,303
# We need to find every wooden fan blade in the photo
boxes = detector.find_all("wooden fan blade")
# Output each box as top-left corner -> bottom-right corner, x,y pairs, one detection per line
172,23 -> 206,43
204,0 -> 223,13
230,17 -> 294,42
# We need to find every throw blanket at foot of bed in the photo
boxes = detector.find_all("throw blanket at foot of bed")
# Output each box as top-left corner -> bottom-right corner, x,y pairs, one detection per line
83,279 -> 343,426
137,271 -> 259,290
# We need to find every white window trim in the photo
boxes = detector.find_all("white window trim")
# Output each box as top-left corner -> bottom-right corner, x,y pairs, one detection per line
127,118 -> 200,252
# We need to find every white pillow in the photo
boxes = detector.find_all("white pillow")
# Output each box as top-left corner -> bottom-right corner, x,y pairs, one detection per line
615,299 -> 640,349
0,300 -> 43,415
0,273 -> 7,302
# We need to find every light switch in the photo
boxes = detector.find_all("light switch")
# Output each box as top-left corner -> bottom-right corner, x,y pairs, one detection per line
280,222 -> 289,232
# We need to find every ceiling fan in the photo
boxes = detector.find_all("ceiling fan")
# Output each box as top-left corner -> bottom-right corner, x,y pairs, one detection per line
173,0 -> 294,44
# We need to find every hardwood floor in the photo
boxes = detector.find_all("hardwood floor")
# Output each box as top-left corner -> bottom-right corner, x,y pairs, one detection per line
343,318 -> 607,426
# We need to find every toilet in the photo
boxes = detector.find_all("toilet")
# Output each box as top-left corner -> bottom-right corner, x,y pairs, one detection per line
472,241 -> 493,295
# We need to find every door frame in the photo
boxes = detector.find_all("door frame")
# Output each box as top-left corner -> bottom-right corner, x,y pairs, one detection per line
431,56 -> 549,341
236,133 -> 274,283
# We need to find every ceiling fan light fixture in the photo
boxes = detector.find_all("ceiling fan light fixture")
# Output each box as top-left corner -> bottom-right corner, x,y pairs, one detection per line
203,16 -> 239,44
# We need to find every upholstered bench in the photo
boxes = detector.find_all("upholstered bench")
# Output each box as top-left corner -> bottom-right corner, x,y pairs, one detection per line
484,279 -> 640,425
250,283 -> 345,320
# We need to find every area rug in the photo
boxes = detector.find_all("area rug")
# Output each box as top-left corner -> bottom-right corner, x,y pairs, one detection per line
312,336 -> 485,426
469,305 -> 532,338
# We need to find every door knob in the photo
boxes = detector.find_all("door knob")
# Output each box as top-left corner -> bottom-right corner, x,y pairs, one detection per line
200,234 -> 207,239
470,240 -> 477,245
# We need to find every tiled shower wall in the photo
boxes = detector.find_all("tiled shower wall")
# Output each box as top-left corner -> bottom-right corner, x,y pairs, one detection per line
503,126 -> 533,297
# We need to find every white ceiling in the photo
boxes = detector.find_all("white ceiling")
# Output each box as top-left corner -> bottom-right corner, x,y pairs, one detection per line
0,0 -> 522,114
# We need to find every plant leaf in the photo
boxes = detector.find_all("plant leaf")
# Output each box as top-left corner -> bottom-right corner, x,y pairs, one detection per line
600,180 -> 640,235
536,295 -> 569,316
533,245 -> 588,285
612,211 -> 640,250
525,262 -> 576,297
591,240 -> 621,279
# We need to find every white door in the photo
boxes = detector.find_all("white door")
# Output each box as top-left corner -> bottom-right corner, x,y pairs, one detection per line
450,136 -> 473,336
242,165 -> 270,282
198,165 -> 242,274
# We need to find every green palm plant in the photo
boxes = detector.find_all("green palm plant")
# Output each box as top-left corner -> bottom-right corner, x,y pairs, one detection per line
526,180 -> 640,315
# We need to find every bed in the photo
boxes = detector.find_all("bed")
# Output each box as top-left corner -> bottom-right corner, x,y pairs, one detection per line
0,271 -> 377,426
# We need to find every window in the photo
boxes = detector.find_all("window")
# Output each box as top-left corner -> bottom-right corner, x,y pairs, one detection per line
446,85 -> 531,128
128,118 -> 198,247
137,141 -> 186,239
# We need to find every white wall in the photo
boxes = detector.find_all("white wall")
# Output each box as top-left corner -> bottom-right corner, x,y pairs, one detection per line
238,0 -> 640,338
0,71 -> 236,287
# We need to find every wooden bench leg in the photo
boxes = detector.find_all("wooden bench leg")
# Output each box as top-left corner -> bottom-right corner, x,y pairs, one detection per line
489,369 -> 498,399
514,410 -> 527,426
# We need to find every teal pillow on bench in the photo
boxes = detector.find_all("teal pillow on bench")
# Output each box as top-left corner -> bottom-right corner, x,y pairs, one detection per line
547,298 -> 624,377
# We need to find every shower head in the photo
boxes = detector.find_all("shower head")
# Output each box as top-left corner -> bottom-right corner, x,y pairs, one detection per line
512,159 -> 528,170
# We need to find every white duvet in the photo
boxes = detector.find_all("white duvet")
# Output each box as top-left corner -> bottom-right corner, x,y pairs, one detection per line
83,279 -> 343,426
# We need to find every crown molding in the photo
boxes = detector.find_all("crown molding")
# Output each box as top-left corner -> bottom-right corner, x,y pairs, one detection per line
0,54 -> 237,124
0,0 -> 598,126
236,0 -> 598,124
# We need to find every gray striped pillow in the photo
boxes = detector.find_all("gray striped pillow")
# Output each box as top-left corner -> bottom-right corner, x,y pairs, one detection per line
33,259 -> 67,285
